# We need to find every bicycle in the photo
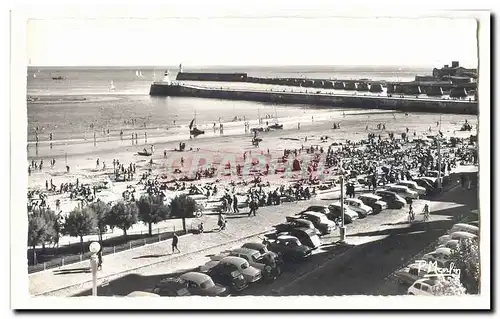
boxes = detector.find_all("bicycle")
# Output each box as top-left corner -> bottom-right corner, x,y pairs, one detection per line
423,212 -> 430,222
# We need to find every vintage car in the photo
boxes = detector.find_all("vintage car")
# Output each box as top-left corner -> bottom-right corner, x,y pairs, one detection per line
357,194 -> 388,213
374,190 -> 407,209
422,247 -> 453,268
293,211 -> 336,235
152,272 -> 229,297
227,247 -> 281,280
275,218 -> 321,236
407,278 -> 438,296
241,242 -> 282,262
265,235 -> 312,261
396,180 -> 427,196
413,178 -> 436,194
343,198 -> 373,218
394,263 -> 433,285
205,262 -> 248,293
200,256 -> 262,284
272,227 -> 322,249
327,202 -> 359,224
438,231 -> 477,245
384,184 -> 419,202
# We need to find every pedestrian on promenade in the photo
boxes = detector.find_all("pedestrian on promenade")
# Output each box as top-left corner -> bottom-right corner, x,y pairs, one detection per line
172,233 -> 180,253
233,195 -> 239,213
460,174 -> 466,189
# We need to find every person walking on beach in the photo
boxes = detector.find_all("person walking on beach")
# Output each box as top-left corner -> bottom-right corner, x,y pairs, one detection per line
172,233 -> 180,253
96,158 -> 100,169
298,123 -> 301,130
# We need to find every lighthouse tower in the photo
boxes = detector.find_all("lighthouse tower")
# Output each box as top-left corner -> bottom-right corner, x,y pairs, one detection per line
163,70 -> 171,84
179,63 -> 183,73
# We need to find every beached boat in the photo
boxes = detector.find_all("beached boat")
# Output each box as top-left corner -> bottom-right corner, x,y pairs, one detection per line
137,150 -> 152,156
269,123 -> 283,130
52,76 -> 64,80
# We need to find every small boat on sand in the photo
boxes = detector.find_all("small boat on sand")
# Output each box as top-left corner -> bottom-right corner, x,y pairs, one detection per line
137,149 -> 152,156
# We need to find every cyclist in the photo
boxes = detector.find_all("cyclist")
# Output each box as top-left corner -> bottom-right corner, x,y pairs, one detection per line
423,204 -> 430,221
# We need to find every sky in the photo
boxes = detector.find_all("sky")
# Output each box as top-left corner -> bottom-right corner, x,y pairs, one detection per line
26,16 -> 479,68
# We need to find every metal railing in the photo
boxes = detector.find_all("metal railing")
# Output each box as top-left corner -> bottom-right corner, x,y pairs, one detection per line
28,222 -> 195,274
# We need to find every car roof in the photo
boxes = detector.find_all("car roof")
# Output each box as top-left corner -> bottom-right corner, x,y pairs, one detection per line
277,235 -> 298,241
432,247 -> 452,254
451,231 -> 477,237
346,198 -> 362,203
126,291 -> 160,297
453,223 -> 479,230
231,247 -> 259,255
302,211 -> 324,218
180,272 -> 211,283
359,194 -> 382,200
242,242 -> 265,250
221,256 -> 247,264
398,180 -> 416,185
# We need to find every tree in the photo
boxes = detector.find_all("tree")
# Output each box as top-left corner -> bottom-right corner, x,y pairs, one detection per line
169,194 -> 199,234
433,276 -> 467,296
108,200 -> 138,237
137,194 -> 170,236
449,238 -> 480,294
88,199 -> 111,244
27,207 -> 57,265
63,206 -> 97,254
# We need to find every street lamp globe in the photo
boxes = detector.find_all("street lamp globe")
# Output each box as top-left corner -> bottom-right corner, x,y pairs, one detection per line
89,241 -> 101,254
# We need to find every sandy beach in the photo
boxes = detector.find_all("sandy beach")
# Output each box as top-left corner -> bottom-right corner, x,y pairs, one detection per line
28,109 -> 477,220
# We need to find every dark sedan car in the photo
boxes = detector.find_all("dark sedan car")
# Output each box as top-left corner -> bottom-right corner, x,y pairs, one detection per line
206,263 -> 248,293
275,218 -> 321,236
374,190 -> 406,209
153,272 -> 230,297
266,235 -> 312,261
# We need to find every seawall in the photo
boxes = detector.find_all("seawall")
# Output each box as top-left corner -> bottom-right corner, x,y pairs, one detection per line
149,83 -> 478,115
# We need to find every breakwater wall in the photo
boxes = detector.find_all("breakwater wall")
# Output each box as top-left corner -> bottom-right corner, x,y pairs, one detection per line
150,83 -> 478,115
175,72 -> 476,97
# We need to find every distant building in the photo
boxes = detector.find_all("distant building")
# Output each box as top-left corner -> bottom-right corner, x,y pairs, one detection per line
432,61 -> 477,79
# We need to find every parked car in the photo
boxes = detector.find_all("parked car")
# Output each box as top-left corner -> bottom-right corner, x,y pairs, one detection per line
450,223 -> 479,236
241,242 -> 281,261
227,247 -> 281,280
407,278 -> 438,296
358,194 -> 388,214
200,256 -> 262,284
287,227 -> 322,249
294,211 -> 336,235
413,178 -> 436,194
468,221 -> 480,227
422,247 -> 452,268
126,291 -> 161,297
396,180 -> 426,196
343,198 -> 373,218
438,231 -> 478,245
385,184 -> 419,202
205,262 -> 248,293
275,218 -> 321,236
394,263 -> 432,285
374,190 -> 407,209
438,239 -> 459,250
153,272 -> 229,297
266,235 -> 312,261
301,205 -> 330,215
327,202 -> 359,224
427,170 -> 449,185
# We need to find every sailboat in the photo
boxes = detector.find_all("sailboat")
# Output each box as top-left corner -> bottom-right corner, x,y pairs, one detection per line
268,106 -> 283,130
110,80 -> 116,91
189,110 -> 205,136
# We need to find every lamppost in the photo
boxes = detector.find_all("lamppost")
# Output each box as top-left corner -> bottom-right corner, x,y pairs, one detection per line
339,160 -> 346,242
89,241 -> 101,297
